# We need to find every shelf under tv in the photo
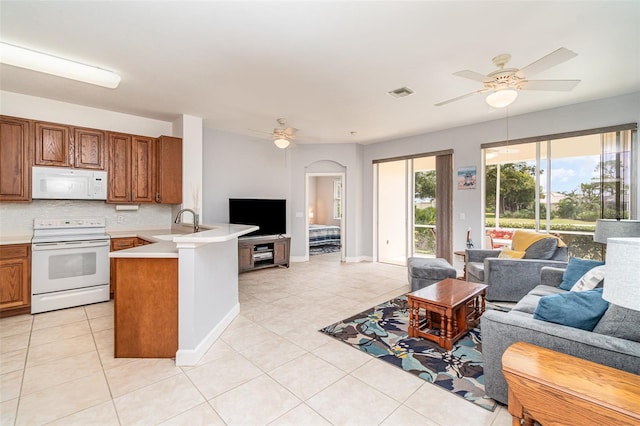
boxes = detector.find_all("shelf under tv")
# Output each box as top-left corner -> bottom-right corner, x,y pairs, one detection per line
238,236 -> 290,272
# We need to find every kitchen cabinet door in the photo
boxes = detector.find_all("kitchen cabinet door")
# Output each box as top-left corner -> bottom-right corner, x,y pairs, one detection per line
0,116 -> 31,202
107,133 -> 132,203
131,135 -> 155,203
34,121 -> 71,167
74,127 -> 106,170
156,136 -> 182,204
109,237 -> 138,298
274,239 -> 290,265
0,244 -> 31,316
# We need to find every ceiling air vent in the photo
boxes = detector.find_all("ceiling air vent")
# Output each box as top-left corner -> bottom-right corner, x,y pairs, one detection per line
387,86 -> 415,98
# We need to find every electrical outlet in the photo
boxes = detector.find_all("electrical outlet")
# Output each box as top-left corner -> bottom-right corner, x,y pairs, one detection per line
116,215 -> 125,224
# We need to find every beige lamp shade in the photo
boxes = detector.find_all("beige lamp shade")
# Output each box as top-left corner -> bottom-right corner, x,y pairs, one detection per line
604,238 -> 640,311
593,219 -> 640,243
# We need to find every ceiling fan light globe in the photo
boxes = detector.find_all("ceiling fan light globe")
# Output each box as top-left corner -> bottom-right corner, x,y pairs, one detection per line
274,138 -> 290,149
486,89 -> 518,108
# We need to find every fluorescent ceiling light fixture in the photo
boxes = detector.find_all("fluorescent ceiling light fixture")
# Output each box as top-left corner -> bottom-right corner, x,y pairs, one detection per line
486,89 -> 518,108
0,42 -> 121,89
274,137 -> 290,149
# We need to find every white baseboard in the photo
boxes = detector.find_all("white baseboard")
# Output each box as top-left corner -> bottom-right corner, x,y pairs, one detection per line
293,255 -> 373,263
175,303 -> 240,366
345,255 -> 373,263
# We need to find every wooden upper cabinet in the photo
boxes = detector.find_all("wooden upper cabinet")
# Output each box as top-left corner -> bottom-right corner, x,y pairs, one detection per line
107,133 -> 155,203
156,136 -> 182,204
34,121 -> 106,170
34,121 -> 71,167
131,135 -> 155,203
0,116 -> 31,202
107,132 -> 132,203
73,127 -> 106,169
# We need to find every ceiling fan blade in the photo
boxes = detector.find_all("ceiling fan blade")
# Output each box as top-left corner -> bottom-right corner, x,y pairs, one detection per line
247,128 -> 273,136
453,70 -> 491,83
283,127 -> 298,136
516,47 -> 577,78
435,90 -> 486,107
519,79 -> 581,91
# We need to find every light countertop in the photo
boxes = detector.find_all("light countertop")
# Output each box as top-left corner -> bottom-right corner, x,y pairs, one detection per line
108,223 -> 258,259
0,234 -> 32,245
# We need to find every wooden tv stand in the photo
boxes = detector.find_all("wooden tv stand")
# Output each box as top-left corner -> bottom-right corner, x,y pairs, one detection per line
238,236 -> 290,272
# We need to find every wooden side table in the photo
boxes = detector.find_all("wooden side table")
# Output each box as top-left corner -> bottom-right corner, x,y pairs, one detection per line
502,342 -> 640,426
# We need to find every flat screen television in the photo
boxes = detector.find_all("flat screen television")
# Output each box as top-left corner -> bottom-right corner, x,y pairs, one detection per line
229,198 -> 286,237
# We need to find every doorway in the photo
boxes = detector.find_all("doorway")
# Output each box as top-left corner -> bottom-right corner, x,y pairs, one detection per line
305,172 -> 345,261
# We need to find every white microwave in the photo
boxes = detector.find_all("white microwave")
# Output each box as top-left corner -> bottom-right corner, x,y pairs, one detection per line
32,166 -> 108,200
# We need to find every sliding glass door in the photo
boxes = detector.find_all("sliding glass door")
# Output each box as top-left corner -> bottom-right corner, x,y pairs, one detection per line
375,151 -> 452,266
377,160 -> 409,265
413,156 -> 437,257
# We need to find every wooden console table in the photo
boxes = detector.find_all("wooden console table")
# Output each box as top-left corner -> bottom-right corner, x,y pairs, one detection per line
502,342 -> 640,426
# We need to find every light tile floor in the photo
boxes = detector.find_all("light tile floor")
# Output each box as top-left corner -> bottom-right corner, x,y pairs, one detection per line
0,253 -> 513,425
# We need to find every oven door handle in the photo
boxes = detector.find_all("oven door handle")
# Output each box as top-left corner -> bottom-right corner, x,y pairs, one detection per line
32,240 -> 110,250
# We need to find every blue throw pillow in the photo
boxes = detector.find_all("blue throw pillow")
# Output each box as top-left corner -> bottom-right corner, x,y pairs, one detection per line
533,288 -> 609,331
559,257 -> 605,291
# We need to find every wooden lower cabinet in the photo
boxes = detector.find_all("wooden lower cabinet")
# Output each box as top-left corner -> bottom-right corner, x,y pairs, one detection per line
113,257 -> 178,358
109,237 -> 138,298
0,244 -> 31,317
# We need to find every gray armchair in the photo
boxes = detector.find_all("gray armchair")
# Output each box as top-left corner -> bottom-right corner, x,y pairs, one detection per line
466,240 -> 568,302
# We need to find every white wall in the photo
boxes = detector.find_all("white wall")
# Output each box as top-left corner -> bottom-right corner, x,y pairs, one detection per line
314,176 -> 340,226
0,91 -> 171,136
362,92 -> 640,268
201,128 -> 290,224
174,115 -> 203,216
4,90 -> 638,260
0,91 -> 176,236
308,177 -> 317,224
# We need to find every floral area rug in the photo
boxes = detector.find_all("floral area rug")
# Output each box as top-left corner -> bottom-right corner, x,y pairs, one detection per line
319,295 -> 497,411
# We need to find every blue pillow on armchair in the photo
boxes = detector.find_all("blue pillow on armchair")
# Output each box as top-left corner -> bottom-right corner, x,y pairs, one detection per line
533,288 -> 609,331
559,257 -> 605,291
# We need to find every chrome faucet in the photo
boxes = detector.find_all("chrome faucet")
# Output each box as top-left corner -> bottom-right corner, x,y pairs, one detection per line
174,208 -> 200,233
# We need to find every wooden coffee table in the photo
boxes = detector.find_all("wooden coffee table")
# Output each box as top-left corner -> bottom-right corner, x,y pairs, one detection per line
407,278 -> 488,350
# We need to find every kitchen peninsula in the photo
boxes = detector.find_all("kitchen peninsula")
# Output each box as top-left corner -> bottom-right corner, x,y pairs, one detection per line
109,223 -> 257,365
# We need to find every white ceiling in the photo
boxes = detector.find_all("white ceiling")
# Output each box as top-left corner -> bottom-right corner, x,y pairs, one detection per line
1,1 -> 639,145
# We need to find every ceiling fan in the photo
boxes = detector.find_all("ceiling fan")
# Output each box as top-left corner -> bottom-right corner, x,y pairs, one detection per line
435,47 -> 580,108
250,118 -> 298,149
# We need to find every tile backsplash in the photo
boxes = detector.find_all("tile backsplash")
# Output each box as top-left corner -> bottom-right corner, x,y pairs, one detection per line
0,200 -> 173,237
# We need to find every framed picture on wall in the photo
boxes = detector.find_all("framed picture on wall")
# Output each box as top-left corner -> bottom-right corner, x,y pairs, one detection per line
457,166 -> 476,189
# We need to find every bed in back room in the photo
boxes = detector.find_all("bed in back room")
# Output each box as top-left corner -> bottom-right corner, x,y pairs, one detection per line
309,224 -> 341,254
